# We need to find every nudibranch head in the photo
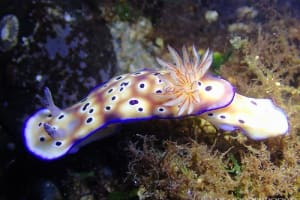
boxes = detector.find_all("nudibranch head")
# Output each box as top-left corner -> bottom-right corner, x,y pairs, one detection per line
157,46 -> 235,116
24,88 -> 78,159
24,108 -> 70,159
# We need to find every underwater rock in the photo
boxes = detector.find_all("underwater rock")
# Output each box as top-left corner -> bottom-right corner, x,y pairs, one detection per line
0,1 -> 117,135
109,17 -> 161,73
0,1 -> 117,197
0,14 -> 19,52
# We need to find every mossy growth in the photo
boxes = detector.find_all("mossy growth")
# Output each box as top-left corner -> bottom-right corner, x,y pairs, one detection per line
127,135 -> 237,199
127,132 -> 299,199
126,5 -> 300,199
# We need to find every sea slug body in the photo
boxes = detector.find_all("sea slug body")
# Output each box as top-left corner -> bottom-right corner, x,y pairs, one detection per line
23,46 -> 288,160
202,93 -> 289,140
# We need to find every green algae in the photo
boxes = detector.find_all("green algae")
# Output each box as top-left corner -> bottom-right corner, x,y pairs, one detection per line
226,153 -> 241,176
211,50 -> 232,75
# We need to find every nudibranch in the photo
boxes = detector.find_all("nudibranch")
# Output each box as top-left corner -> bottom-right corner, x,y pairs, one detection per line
23,46 -> 288,160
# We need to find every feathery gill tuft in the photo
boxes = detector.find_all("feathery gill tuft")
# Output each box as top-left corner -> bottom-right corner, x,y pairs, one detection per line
156,46 -> 213,116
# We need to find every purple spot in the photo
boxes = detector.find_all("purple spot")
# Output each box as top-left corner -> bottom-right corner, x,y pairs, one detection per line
138,107 -> 143,112
115,76 -> 122,80
220,115 -> 226,119
119,87 -> 124,92
205,86 -> 212,91
207,113 -> 213,116
139,83 -> 145,88
108,88 -> 113,93
129,99 -> 139,105
58,114 -> 64,119
82,103 -> 90,111
105,106 -> 111,111
40,137 -> 45,142
38,122 -> 42,127
158,107 -> 164,112
111,96 -> 116,101
155,90 -> 162,94
55,141 -> 62,146
250,100 -> 257,106
154,72 -> 160,76
238,119 -> 245,124
120,82 -> 129,86
86,117 -> 93,123
89,108 -> 94,113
